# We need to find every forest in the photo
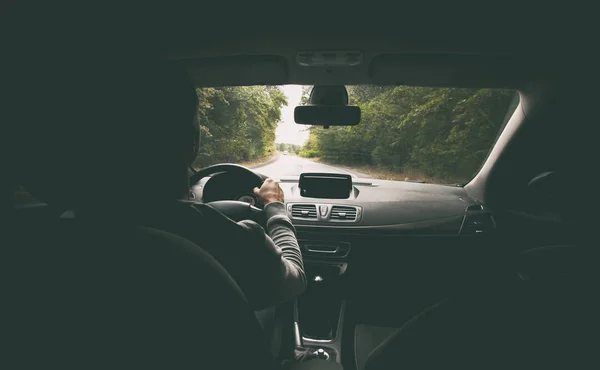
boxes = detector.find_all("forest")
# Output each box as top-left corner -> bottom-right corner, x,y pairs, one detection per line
192,86 -> 287,168
189,84 -> 519,184
300,86 -> 519,183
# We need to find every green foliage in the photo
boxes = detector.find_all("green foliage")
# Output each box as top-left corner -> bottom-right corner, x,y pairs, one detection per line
299,149 -> 319,158
192,86 -> 287,167
276,142 -> 302,154
298,130 -> 320,158
303,86 -> 518,183
299,86 -> 312,105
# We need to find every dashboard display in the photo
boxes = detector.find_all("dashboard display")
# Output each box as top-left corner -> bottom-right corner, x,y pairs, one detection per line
299,173 -> 353,199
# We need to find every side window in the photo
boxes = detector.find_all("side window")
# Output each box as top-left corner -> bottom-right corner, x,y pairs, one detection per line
13,186 -> 45,207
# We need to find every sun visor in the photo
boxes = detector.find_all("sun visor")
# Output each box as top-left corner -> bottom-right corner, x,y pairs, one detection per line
181,56 -> 288,86
370,54 -> 540,88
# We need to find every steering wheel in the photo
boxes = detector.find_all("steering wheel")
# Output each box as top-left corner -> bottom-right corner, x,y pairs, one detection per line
189,163 -> 266,224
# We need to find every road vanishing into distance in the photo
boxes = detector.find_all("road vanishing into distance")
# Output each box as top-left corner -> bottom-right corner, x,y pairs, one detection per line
252,154 -> 372,180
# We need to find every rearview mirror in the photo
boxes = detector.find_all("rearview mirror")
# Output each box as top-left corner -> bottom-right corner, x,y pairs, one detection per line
294,85 -> 361,127
294,105 -> 361,126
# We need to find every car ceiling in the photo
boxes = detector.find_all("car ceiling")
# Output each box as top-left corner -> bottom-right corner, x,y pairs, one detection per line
158,31 -> 564,89
8,9 -> 591,90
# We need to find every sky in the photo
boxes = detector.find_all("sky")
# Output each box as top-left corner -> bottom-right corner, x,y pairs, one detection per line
275,85 -> 310,146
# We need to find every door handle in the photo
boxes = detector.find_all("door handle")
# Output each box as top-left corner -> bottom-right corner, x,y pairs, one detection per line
305,244 -> 339,254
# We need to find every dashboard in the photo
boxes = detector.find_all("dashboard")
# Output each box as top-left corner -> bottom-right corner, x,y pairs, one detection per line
190,169 -> 502,317
190,172 -> 495,236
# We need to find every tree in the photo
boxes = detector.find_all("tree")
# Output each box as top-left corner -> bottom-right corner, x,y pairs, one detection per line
192,86 -> 288,168
275,142 -> 302,154
299,86 -> 312,105
300,86 -> 518,183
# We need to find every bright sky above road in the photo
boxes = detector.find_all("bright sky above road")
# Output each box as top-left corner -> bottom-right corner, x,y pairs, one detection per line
275,85 -> 310,146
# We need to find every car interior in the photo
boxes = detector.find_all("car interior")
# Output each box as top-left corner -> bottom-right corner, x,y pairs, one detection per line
4,22 -> 598,370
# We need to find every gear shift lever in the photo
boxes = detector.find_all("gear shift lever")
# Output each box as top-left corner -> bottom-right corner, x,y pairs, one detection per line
292,310 -> 318,362
293,321 -> 303,348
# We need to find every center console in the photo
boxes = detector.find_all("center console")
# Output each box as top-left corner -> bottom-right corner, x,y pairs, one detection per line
293,239 -> 349,364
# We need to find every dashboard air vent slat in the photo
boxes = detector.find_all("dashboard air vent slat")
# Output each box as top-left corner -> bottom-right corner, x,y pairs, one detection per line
460,213 -> 495,235
291,204 -> 318,219
466,204 -> 483,212
330,206 -> 358,221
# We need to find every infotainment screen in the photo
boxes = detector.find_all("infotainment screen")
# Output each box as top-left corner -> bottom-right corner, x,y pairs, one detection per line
298,173 -> 353,199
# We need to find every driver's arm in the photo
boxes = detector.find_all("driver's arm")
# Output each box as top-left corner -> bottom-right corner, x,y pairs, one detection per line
234,179 -> 306,309
188,179 -> 305,310
237,206 -> 305,308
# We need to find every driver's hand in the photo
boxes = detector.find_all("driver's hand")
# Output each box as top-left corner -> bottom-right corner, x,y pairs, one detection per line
253,178 -> 284,205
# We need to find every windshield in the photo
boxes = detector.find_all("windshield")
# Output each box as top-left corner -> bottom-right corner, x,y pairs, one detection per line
193,85 -> 519,185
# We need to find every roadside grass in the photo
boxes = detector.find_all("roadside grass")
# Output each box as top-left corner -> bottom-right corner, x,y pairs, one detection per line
193,152 -> 280,171
240,152 -> 280,169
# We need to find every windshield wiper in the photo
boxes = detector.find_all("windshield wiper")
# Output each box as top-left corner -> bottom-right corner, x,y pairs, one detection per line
446,182 -> 466,187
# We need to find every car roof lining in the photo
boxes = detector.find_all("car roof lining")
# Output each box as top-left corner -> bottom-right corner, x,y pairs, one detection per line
157,31 -> 562,89
173,52 -> 552,89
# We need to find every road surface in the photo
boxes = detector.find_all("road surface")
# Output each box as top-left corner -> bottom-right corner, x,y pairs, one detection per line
252,155 -> 372,179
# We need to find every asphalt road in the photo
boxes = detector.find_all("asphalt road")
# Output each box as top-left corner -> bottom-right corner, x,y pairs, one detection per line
252,154 -> 372,179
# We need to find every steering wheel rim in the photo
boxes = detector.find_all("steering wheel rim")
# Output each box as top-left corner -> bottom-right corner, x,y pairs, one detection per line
189,163 -> 265,188
189,163 -> 266,224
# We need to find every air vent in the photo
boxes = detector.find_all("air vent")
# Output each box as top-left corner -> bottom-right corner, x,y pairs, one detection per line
330,206 -> 358,221
291,204 -> 318,219
466,204 -> 483,212
460,213 -> 495,235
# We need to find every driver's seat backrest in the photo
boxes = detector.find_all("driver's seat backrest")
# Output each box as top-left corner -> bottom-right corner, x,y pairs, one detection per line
4,219 -> 274,369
